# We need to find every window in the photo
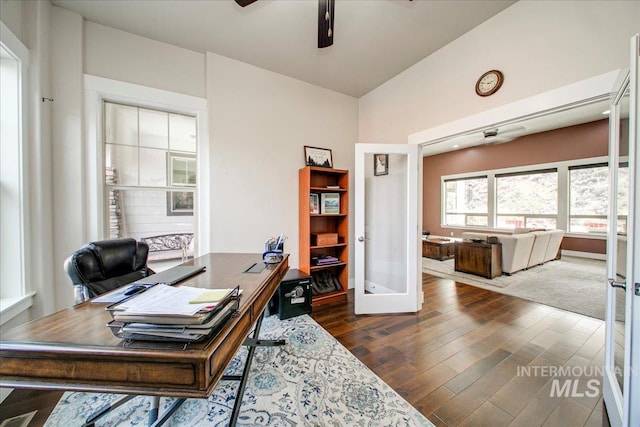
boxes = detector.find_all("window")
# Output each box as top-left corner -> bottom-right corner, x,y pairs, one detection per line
104,101 -> 198,269
443,176 -> 488,226
1,44 -> 25,301
569,163 -> 609,234
616,163 -> 629,234
496,169 -> 558,229
441,157 -> 626,236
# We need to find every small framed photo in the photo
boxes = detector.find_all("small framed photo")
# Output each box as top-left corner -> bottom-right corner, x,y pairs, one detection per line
310,193 -> 320,214
321,193 -> 340,214
374,153 -> 389,176
167,190 -> 194,216
304,146 -> 333,168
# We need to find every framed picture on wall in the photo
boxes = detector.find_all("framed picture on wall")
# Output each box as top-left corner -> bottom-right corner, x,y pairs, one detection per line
167,191 -> 194,216
304,146 -> 333,168
374,153 -> 389,176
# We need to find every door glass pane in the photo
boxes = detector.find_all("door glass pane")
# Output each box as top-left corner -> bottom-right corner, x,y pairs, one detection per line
613,89 -> 630,391
139,109 -> 168,149
364,153 -> 407,295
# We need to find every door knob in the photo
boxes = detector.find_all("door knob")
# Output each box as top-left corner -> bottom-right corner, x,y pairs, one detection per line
608,278 -> 626,290
358,236 -> 367,242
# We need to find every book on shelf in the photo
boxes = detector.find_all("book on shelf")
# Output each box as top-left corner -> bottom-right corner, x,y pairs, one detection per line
312,255 -> 340,266
320,193 -> 340,214
326,185 -> 340,189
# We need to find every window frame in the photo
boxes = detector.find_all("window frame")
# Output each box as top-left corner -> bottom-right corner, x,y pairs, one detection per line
495,167 -> 559,230
83,75 -> 210,253
442,175 -> 489,227
0,21 -> 34,325
441,156 -> 612,238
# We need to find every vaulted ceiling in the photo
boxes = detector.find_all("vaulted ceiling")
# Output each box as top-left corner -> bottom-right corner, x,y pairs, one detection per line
52,0 -> 516,97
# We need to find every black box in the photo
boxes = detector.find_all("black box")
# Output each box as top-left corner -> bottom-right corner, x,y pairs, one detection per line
269,269 -> 312,320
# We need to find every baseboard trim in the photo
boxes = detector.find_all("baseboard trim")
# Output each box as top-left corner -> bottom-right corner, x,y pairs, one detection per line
561,250 -> 606,261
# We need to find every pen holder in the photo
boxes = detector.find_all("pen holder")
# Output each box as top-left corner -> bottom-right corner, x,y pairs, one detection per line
263,250 -> 284,264
265,242 -> 284,252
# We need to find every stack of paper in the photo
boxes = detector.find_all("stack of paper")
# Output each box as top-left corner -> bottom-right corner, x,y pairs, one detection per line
107,284 -> 239,342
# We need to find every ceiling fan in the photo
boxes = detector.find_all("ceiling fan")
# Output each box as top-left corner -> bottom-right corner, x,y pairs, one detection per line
234,0 -> 335,48
448,125 -> 527,147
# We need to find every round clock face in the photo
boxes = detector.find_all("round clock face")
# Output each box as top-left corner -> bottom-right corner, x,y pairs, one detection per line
476,70 -> 504,96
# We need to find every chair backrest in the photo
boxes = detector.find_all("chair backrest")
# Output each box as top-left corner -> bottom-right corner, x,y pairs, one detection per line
64,238 -> 153,303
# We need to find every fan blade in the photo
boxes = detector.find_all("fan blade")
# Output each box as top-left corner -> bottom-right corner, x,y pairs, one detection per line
235,0 -> 258,7
318,0 -> 335,48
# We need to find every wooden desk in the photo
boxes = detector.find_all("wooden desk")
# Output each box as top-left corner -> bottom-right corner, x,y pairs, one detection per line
0,253 -> 289,399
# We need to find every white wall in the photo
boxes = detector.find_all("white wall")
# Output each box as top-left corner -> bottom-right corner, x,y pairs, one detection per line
44,13 -> 357,311
51,6 -> 84,309
206,52 -> 358,271
0,0 -> 23,40
23,0 -> 55,319
84,22 -> 205,99
359,1 -> 640,144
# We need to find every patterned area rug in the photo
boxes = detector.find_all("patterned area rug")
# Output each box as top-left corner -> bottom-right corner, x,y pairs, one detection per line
423,255 -> 607,319
44,315 -> 434,427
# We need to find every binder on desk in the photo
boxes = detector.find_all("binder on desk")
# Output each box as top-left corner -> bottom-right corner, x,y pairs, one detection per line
108,299 -> 239,342
106,285 -> 240,342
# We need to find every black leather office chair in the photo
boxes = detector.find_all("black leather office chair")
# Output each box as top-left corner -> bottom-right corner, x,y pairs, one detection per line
64,238 -> 154,304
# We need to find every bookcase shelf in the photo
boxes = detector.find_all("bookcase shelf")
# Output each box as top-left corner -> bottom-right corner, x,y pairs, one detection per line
299,166 -> 348,306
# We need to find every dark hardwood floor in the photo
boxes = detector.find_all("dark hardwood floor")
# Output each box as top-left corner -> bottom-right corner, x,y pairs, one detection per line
311,274 -> 611,427
1,273 -> 611,426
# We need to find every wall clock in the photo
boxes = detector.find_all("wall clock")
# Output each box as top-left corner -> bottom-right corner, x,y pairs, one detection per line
475,70 -> 504,97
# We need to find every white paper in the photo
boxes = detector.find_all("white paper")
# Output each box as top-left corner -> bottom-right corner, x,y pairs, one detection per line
114,284 -> 209,316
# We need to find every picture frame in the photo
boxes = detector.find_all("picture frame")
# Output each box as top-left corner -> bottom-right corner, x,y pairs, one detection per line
374,153 -> 389,176
321,193 -> 340,214
310,193 -> 320,214
304,146 -> 333,168
167,190 -> 194,216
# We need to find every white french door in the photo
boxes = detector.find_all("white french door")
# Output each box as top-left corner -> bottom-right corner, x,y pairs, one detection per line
354,143 -> 422,314
603,34 -> 639,427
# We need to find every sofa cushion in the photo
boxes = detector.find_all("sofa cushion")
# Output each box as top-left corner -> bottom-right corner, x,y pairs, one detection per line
543,229 -> 564,262
495,233 -> 535,274
528,231 -> 551,267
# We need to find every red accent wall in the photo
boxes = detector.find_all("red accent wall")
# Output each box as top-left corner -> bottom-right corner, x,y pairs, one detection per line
422,119 -> 609,254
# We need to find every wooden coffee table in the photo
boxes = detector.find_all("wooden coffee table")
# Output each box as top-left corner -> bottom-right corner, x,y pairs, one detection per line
422,236 -> 461,260
454,240 -> 502,279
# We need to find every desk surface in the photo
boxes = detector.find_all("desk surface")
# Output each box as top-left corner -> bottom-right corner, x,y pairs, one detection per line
0,253 -> 289,398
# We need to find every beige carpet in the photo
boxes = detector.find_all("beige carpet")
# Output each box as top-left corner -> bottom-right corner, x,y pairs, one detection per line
423,256 -> 608,319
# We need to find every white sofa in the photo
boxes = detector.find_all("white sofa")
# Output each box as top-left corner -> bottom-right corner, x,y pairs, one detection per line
460,229 -> 564,275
